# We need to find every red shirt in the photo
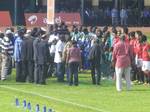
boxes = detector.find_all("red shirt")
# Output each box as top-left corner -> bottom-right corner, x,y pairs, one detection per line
135,42 -> 143,59
129,38 -> 137,55
113,41 -> 133,68
68,47 -> 81,63
125,35 -> 129,43
142,43 -> 150,61
113,36 -> 120,47
113,35 -> 129,48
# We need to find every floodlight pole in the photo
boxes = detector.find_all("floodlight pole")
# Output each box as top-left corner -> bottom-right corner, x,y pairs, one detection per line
81,0 -> 84,25
47,0 -> 55,24
14,0 -> 17,25
47,0 -> 55,34
114,0 -> 118,8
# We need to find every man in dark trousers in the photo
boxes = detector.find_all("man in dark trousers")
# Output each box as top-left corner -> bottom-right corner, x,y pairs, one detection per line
18,28 -> 32,83
88,39 -> 102,85
24,31 -> 34,83
33,30 -> 50,84
14,29 -> 25,82
33,31 -> 40,84
54,33 -> 65,82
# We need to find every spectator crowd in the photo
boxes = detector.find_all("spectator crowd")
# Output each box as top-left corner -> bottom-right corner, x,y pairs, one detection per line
0,23 -> 150,91
84,7 -> 150,26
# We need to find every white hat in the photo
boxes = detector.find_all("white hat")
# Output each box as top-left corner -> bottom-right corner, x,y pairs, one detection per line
5,30 -> 12,35
26,30 -> 31,34
24,33 -> 30,37
41,34 -> 47,38
14,33 -> 18,37
41,27 -> 46,32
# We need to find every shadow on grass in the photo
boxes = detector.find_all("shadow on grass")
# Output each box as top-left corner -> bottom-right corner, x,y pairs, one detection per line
0,81 -> 32,85
130,89 -> 150,92
0,76 -> 116,88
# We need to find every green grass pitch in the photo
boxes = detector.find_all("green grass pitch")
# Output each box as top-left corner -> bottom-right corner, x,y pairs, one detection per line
0,70 -> 150,112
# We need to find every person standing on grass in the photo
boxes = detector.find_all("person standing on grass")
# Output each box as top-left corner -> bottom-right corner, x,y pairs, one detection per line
48,30 -> 58,77
66,41 -> 81,86
0,30 -> 13,81
112,34 -> 134,92
33,29 -> 50,85
23,30 -> 34,83
141,35 -> 150,85
134,31 -> 144,84
54,32 -> 65,82
0,32 -> 4,78
88,39 -> 102,85
14,29 -> 25,82
33,29 -> 41,84
62,34 -> 72,82
121,27 -> 129,43
129,32 -> 137,81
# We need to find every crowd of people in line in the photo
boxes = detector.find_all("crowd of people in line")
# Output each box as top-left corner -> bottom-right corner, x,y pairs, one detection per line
84,7 -> 150,26
0,23 -> 150,91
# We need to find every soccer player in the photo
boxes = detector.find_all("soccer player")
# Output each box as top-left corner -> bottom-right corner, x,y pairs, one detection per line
129,32 -> 137,81
141,35 -> 150,85
134,31 -> 144,84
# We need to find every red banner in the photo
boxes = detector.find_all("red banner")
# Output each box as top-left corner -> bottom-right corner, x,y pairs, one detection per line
25,13 -> 81,26
0,11 -> 12,26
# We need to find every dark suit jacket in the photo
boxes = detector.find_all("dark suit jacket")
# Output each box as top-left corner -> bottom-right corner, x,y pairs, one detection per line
26,36 -> 34,61
36,39 -> 50,64
88,43 -> 102,66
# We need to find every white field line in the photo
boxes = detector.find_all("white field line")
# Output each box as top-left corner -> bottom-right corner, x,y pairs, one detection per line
0,86 -> 110,112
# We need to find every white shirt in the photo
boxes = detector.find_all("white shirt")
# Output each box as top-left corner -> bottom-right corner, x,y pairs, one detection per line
48,34 -> 59,54
50,44 -> 56,54
54,40 -> 65,63
89,33 -> 98,47
48,34 -> 59,43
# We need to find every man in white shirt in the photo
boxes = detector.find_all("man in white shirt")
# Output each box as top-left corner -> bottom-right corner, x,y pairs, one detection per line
48,32 -> 58,55
54,33 -> 65,82
48,31 -> 59,77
